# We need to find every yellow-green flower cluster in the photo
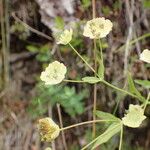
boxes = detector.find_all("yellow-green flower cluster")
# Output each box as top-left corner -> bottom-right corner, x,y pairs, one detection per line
40,61 -> 67,85
140,49 -> 150,63
83,17 -> 113,39
122,104 -> 146,128
38,117 -> 60,142
57,29 -> 73,45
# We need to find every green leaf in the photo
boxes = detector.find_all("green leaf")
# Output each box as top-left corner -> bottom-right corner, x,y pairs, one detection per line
28,83 -> 89,118
98,59 -> 104,80
54,16 -> 65,30
36,53 -> 49,62
102,6 -> 111,16
127,73 -> 145,102
95,110 -> 120,122
82,76 -> 101,84
135,79 -> 150,89
143,0 -> 150,8
92,122 -> 121,149
82,0 -> 91,9
26,45 -> 38,52
40,44 -> 50,52
113,0 -> 121,10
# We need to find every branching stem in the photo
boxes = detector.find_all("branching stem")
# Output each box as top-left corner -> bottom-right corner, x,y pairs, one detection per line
101,80 -> 143,102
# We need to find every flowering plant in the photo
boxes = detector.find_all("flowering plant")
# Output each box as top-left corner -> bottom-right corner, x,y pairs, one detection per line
38,15 -> 150,150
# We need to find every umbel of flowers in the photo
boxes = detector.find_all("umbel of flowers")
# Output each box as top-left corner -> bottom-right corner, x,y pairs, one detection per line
38,118 -> 60,142
83,17 -> 113,39
140,49 -> 150,63
40,61 -> 67,85
122,104 -> 146,128
57,29 -> 73,45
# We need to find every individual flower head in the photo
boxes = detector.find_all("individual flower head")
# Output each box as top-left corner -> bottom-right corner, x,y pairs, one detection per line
38,117 -> 60,142
57,29 -> 73,45
40,61 -> 67,85
140,49 -> 150,63
83,17 -> 113,39
122,104 -> 146,128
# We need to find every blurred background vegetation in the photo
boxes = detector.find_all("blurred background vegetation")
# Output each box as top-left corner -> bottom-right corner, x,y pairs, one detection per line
0,0 -> 150,150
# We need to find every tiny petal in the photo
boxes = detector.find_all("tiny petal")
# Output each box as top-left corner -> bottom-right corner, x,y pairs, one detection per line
40,61 -> 67,85
38,117 -> 60,142
140,49 -> 150,63
83,17 -> 113,39
122,104 -> 146,128
57,29 -> 73,45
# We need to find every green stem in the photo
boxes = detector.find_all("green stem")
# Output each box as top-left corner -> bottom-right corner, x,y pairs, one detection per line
101,80 -> 142,102
143,92 -> 150,111
60,120 -> 115,131
63,79 -> 85,83
98,39 -> 103,63
68,43 -> 96,74
116,32 -> 150,53
119,123 -> 123,150
93,38 -> 98,138
92,0 -> 97,138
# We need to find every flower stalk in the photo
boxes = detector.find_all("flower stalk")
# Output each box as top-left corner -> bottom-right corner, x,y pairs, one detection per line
68,43 -> 96,74
119,123 -> 123,150
60,119 -> 116,131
